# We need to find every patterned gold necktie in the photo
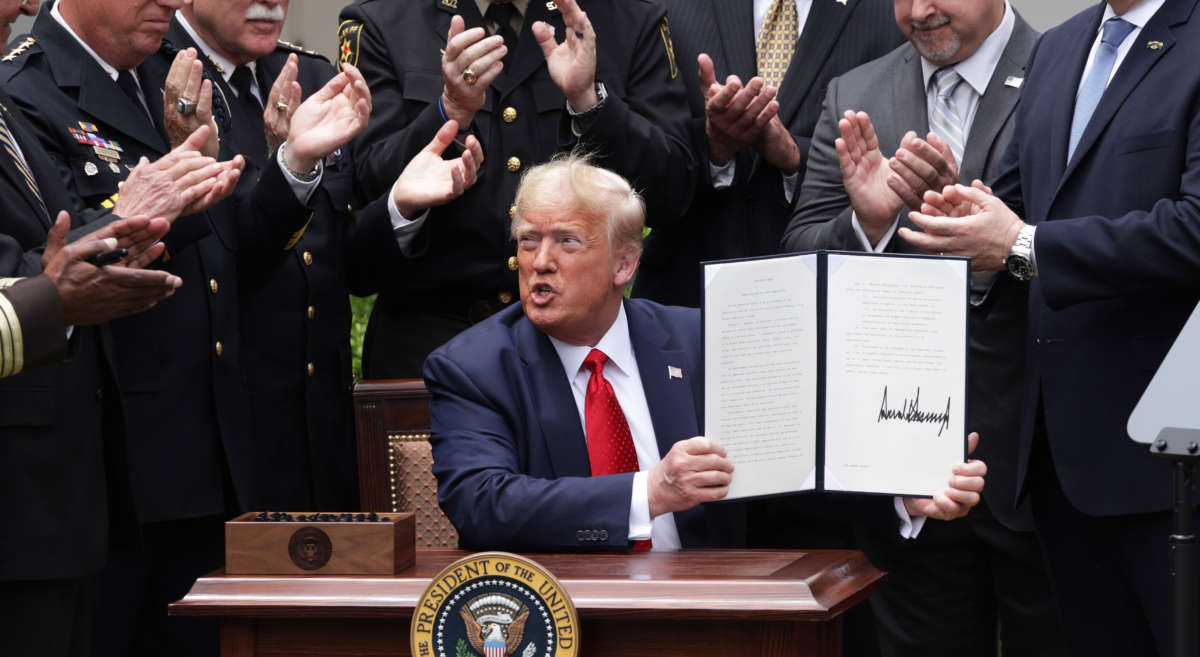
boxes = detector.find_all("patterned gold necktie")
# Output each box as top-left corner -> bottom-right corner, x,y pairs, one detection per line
757,0 -> 798,90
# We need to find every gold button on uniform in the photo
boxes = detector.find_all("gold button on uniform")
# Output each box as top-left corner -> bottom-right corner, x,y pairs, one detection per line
307,305 -> 316,319
209,278 -> 218,294
506,157 -> 521,173
346,203 -> 353,212
502,106 -> 518,123
507,256 -> 518,271
498,291 -> 514,304
509,205 -> 517,220
303,251 -> 313,266
306,362 -> 315,376
215,341 -> 223,357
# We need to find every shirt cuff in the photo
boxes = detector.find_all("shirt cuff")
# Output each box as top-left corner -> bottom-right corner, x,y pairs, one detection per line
628,470 -> 653,541
387,179 -> 429,255
850,210 -> 900,253
781,170 -> 799,204
894,496 -> 928,540
275,144 -> 323,204
709,159 -> 735,189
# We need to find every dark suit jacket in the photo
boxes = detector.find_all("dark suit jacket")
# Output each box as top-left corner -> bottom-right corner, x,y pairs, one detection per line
0,85 -> 107,580
339,0 -> 698,375
635,0 -> 904,307
991,0 -> 1200,517
782,12 -> 1039,531
424,299 -> 743,551
0,7 -> 267,523
156,22 -> 397,511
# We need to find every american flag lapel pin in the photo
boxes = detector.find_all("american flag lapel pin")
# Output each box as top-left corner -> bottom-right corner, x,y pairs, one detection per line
1004,76 -> 1024,89
668,366 -> 683,380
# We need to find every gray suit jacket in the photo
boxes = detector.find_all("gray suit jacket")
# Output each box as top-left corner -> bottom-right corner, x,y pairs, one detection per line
781,12 -> 1039,531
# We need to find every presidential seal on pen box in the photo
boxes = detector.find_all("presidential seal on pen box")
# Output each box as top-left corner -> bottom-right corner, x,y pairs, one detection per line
412,552 -> 579,657
225,511 -> 415,575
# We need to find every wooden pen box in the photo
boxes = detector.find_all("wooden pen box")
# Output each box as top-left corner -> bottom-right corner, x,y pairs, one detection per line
225,511 -> 415,575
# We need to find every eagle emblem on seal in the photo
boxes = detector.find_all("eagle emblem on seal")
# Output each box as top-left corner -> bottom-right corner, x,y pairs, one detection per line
460,594 -> 531,657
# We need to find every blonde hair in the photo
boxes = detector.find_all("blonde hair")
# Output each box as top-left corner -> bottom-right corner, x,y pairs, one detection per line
511,152 -> 645,254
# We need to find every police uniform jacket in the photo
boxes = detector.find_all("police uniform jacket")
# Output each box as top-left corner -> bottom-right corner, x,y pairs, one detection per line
159,21 -> 398,509
0,7 -> 299,524
0,84 -> 108,579
337,0 -> 696,307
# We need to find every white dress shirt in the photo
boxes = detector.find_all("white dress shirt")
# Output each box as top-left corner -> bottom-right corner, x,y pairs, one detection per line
546,303 -> 925,548
710,0 -> 813,202
548,304 -> 683,550
851,1 -> 1015,253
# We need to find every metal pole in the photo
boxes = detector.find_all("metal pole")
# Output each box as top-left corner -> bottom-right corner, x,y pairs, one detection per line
1170,459 -> 1197,657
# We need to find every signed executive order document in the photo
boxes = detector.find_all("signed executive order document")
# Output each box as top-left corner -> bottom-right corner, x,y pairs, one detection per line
703,251 -> 967,499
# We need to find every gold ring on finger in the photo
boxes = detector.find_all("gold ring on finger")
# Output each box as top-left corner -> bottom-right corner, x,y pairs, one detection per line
462,68 -> 478,85
275,99 -> 289,112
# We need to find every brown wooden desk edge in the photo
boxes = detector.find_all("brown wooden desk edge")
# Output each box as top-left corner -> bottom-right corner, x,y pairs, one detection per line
171,549 -> 885,623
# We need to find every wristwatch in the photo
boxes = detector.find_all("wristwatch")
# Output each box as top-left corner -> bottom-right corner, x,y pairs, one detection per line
1004,224 -> 1037,281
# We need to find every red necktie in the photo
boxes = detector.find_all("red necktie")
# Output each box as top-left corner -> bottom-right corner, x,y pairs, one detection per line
583,349 -> 651,551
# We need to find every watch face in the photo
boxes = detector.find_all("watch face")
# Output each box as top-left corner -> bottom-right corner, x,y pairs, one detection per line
1006,256 -> 1032,281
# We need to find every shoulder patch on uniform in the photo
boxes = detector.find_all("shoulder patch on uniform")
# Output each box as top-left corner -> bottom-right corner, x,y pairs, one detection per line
659,18 -> 678,80
337,20 -> 363,68
2,37 -> 37,63
276,40 -> 330,63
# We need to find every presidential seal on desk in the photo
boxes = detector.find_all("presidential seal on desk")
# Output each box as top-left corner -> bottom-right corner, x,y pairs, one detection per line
412,552 -> 579,657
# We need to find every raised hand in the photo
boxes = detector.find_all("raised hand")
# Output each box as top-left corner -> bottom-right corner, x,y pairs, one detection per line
903,432 -> 987,521
114,125 -> 244,223
887,131 -> 959,210
40,212 -> 181,325
391,120 -> 483,218
837,111 -> 905,245
441,15 -> 507,126
533,0 -> 599,111
264,53 -> 302,154
283,63 -> 372,174
163,48 -> 219,158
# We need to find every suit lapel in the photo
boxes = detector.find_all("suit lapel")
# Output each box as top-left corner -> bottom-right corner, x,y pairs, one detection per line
626,301 -> 699,460
959,15 -> 1036,182
516,318 -> 593,478
712,0 -> 756,80
777,0 -> 857,127
1057,2 -> 1183,194
35,14 -> 167,155
1043,4 -> 1102,188
0,98 -> 52,226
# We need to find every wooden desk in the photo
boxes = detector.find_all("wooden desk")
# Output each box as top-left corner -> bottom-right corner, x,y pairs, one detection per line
172,548 -> 883,657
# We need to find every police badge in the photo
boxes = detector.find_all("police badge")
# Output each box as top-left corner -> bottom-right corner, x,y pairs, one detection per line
412,552 -> 579,657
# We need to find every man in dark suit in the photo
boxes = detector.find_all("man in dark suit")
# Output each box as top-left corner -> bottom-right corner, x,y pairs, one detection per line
904,0 -> 1200,653
0,5 -> 243,656
633,0 -> 904,307
0,1 -> 362,654
338,0 -> 697,378
782,2 -> 1061,654
161,0 -> 482,515
426,155 -> 987,552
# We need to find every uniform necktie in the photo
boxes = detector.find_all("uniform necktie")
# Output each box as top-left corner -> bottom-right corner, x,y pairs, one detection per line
756,0 -> 798,90
116,70 -> 152,124
583,348 -> 651,551
929,68 -> 966,167
1069,17 -> 1136,161
485,2 -> 519,69
0,111 -> 47,220
229,65 -> 268,166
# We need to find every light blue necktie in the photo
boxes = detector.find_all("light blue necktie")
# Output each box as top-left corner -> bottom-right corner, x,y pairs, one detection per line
1068,17 -> 1136,160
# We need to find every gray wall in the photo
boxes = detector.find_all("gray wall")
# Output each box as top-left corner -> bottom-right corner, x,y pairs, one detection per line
1011,0 -> 1096,31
